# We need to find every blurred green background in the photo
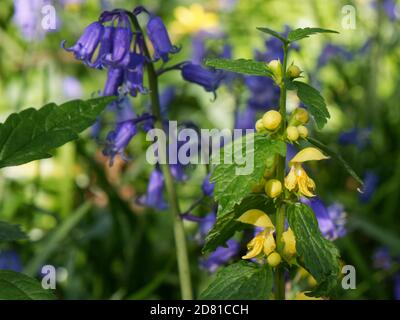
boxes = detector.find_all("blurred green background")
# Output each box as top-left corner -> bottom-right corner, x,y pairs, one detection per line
0,0 -> 399,299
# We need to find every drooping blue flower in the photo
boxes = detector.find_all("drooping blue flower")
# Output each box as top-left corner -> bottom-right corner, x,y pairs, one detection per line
338,127 -> 372,149
103,26 -> 133,68
301,197 -> 347,240
234,106 -> 257,130
146,15 -> 179,62
103,67 -> 124,96
245,76 -> 280,111
0,250 -> 23,272
62,21 -> 104,65
360,171 -> 378,203
181,63 -> 222,94
317,44 -> 353,68
138,168 -> 168,210
373,247 -> 392,270
202,173 -> 215,197
200,239 -> 240,273
124,53 -> 146,97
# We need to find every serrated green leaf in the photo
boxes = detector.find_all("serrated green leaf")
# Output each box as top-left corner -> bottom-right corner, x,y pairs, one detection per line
293,81 -> 330,129
204,58 -> 273,77
0,97 -> 114,168
256,27 -> 288,43
287,27 -> 338,42
200,261 -> 273,300
211,133 -> 285,218
287,203 -> 340,297
0,221 -> 27,242
0,270 -> 56,300
307,137 -> 364,186
203,194 -> 273,254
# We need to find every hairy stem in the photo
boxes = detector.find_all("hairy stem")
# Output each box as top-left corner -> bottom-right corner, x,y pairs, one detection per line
128,12 -> 193,300
274,43 -> 289,300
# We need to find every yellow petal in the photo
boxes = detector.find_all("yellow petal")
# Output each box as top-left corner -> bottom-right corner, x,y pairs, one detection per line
282,228 -> 296,261
289,147 -> 329,165
284,165 -> 297,191
237,209 -> 274,229
242,232 -> 265,259
297,166 -> 315,197
263,232 -> 276,256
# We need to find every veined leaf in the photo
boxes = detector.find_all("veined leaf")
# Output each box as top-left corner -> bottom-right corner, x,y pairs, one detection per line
200,261 -> 273,300
204,58 -> 273,77
307,137 -> 363,186
0,221 -> 27,242
293,81 -> 330,129
256,27 -> 288,43
0,270 -> 56,300
203,194 -> 273,254
287,27 -> 338,42
0,97 -> 114,168
210,133 -> 285,218
287,203 -> 340,297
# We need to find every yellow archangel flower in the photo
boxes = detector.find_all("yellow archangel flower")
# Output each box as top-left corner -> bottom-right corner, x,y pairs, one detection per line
237,209 -> 296,261
284,147 -> 329,197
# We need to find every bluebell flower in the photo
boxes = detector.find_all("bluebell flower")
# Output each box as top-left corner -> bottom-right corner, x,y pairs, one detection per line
103,67 -> 124,96
317,44 -> 353,68
301,197 -> 347,240
62,76 -> 83,99
200,239 -> 240,273
373,247 -> 392,270
0,250 -> 23,272
104,26 -> 133,68
138,168 -> 168,210
146,15 -> 180,62
338,127 -> 372,149
360,171 -> 378,203
234,107 -> 256,130
124,53 -> 146,97
202,173 -> 215,197
62,21 -> 104,65
181,63 -> 222,94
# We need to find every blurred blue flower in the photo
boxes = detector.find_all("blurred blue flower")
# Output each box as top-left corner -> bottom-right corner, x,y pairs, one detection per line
338,127 -> 372,149
245,76 -> 280,110
234,106 -> 257,130
0,251 -> 23,272
373,247 -> 392,270
181,63 -> 223,94
200,239 -> 240,273
138,168 -> 168,210
317,44 -> 353,68
146,16 -> 180,62
219,0 -> 238,12
301,197 -> 347,240
360,171 -> 379,203
63,76 -> 83,99
202,173 -> 215,197
373,0 -> 399,20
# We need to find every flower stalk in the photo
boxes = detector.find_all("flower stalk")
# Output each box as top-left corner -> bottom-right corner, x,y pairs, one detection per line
274,43 -> 289,300
128,12 -> 193,300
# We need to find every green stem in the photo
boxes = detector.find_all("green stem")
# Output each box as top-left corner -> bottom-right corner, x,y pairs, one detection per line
128,12 -> 193,300
274,43 -> 289,300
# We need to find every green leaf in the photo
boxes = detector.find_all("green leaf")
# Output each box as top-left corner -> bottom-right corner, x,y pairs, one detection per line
200,261 -> 273,300
287,203 -> 340,297
0,220 -> 27,242
307,137 -> 364,186
0,97 -> 114,168
211,133 -> 285,218
287,27 -> 339,42
0,270 -> 56,300
256,27 -> 288,43
204,58 -> 273,77
293,81 -> 330,129
203,194 -> 273,254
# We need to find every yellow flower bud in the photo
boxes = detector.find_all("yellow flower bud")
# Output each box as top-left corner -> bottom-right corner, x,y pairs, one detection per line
267,252 -> 281,267
286,126 -> 299,141
264,179 -> 282,198
267,60 -> 283,85
292,108 -> 309,125
297,125 -> 308,138
255,119 -> 265,133
262,110 -> 282,131
286,64 -> 302,79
